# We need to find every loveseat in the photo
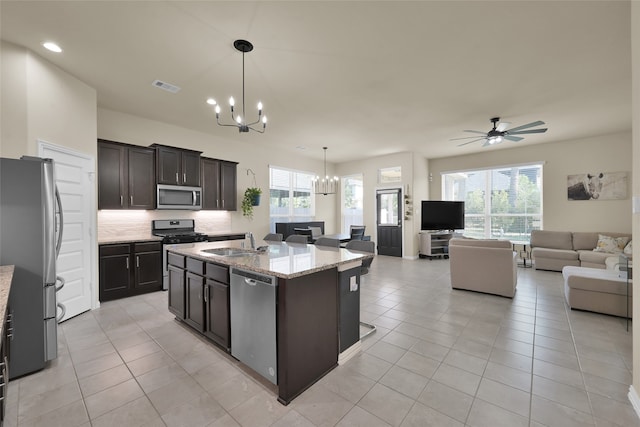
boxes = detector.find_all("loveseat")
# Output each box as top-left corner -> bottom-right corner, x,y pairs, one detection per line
449,238 -> 517,298
530,230 -> 632,272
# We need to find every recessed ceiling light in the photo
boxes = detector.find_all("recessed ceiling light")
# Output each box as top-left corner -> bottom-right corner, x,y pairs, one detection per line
42,42 -> 62,53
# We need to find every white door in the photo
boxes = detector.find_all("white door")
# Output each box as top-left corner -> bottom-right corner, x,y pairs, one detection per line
40,141 -> 95,321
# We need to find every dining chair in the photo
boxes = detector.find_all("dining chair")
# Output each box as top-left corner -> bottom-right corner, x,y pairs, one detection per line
293,228 -> 313,243
286,234 -> 309,244
345,240 -> 375,274
314,237 -> 340,248
349,225 -> 366,241
263,233 -> 283,242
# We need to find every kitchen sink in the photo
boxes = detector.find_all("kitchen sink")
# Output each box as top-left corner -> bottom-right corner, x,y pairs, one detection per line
203,247 -> 258,257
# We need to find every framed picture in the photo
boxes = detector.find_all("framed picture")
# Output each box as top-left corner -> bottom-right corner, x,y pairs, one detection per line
567,171 -> 628,201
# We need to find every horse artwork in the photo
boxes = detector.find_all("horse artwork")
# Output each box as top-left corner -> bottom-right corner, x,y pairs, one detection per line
567,172 -> 628,201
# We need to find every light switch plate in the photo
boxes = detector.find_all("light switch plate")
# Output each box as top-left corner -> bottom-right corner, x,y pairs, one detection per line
634,196 -> 640,214
350,276 -> 358,292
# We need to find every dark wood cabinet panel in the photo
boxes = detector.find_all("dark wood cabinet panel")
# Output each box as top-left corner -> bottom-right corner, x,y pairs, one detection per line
99,242 -> 162,302
98,139 -> 155,210
99,244 -> 132,301
201,158 -> 237,211
98,141 -> 127,209
185,272 -> 205,332
204,280 -> 229,349
154,145 -> 201,186
128,147 -> 156,209
168,264 -> 185,319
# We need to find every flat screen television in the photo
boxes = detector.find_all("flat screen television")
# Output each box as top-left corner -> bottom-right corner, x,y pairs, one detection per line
421,200 -> 465,231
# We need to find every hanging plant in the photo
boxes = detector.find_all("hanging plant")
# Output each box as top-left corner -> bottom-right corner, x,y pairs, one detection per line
242,187 -> 262,219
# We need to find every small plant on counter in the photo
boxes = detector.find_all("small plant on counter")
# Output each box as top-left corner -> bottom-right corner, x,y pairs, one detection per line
242,187 -> 262,219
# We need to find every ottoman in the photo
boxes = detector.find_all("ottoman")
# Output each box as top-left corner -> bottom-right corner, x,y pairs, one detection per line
562,266 -> 632,318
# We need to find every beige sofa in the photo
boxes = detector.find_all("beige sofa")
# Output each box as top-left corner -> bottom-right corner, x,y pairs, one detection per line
563,264 -> 632,318
531,230 -> 631,272
449,238 -> 517,298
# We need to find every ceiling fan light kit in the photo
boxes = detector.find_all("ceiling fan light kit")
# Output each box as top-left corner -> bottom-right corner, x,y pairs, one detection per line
451,116 -> 548,148
208,39 -> 267,134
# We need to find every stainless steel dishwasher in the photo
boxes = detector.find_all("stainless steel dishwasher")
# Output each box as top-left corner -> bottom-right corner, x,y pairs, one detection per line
230,267 -> 278,384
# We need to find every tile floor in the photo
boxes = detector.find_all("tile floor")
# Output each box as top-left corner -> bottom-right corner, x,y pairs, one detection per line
4,256 -> 639,427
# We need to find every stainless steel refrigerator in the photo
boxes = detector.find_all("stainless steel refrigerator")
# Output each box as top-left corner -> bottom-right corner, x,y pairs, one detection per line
0,156 -> 65,379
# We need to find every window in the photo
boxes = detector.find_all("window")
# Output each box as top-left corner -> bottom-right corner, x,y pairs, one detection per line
378,166 -> 401,184
269,166 -> 315,231
341,174 -> 363,233
442,164 -> 543,242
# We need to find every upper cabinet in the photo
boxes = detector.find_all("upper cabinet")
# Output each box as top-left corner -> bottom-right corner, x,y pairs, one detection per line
153,144 -> 202,187
98,139 -> 155,210
201,157 -> 238,211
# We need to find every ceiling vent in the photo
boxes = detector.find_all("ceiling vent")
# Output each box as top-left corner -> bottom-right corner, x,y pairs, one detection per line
152,79 -> 181,94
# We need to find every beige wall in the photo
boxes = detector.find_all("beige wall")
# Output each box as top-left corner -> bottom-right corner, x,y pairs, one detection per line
631,0 -> 640,407
336,151 -> 420,257
429,132 -> 633,234
98,108 -> 337,239
0,41 -> 97,158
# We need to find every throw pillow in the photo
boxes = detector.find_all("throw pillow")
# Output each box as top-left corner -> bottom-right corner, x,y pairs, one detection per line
624,240 -> 633,255
593,234 -> 630,254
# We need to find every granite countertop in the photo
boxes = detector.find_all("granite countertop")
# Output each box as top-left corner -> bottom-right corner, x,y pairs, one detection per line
167,241 -> 373,279
0,265 -> 14,339
98,235 -> 163,245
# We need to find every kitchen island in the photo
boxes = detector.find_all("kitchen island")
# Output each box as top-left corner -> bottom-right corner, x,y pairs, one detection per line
166,240 -> 372,405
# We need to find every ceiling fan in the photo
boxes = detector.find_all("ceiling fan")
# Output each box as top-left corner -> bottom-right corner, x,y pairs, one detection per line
451,117 -> 548,147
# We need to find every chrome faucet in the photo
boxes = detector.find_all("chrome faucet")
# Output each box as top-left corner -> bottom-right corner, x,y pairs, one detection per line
246,232 -> 256,249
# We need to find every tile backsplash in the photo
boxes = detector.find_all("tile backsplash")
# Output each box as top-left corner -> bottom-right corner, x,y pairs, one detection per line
98,210 -> 232,241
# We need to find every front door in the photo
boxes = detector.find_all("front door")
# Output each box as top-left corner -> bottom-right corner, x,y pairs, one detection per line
40,141 -> 95,321
376,188 -> 402,257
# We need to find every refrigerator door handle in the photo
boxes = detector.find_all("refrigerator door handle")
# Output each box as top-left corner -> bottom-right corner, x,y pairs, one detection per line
55,276 -> 65,292
55,186 -> 64,258
56,302 -> 66,323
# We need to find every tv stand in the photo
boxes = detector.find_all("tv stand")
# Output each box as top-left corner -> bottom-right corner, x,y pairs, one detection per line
419,231 -> 453,259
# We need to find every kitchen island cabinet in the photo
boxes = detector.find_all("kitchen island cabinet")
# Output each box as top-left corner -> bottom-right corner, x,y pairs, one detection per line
98,139 -> 156,210
168,254 -> 230,350
166,241 -> 372,405
99,241 -> 162,302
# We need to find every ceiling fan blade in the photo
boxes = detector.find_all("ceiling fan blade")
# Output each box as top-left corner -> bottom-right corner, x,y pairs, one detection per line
506,120 -> 545,133
457,138 -> 485,147
496,122 -> 511,132
450,135 -> 488,141
463,130 -> 487,135
508,128 -> 548,135
504,135 -> 524,142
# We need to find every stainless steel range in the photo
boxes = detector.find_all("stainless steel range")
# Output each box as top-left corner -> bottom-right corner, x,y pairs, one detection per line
152,219 -> 208,290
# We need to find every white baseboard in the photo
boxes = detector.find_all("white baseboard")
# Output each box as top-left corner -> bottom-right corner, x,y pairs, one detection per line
404,255 -> 419,260
338,341 -> 361,365
629,385 -> 640,418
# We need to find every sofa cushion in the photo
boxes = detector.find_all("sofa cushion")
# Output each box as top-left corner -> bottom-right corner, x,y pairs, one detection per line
593,234 -> 629,254
571,232 -> 599,250
563,266 -> 630,296
532,247 -> 579,261
531,230 -> 572,250
578,249 -> 615,265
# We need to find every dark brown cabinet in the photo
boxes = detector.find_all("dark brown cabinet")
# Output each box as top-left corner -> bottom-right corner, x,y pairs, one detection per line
98,139 -> 156,210
167,255 -> 230,350
153,144 -> 202,187
99,242 -> 162,302
201,157 -> 238,211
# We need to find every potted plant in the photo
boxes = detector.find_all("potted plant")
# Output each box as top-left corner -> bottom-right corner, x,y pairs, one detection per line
242,187 -> 262,219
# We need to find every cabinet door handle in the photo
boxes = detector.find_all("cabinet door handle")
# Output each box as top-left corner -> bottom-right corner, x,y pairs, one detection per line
126,258 -> 129,269
183,173 -> 186,183
130,196 -> 133,205
203,286 -> 208,303
120,195 -> 123,206
136,255 -> 140,268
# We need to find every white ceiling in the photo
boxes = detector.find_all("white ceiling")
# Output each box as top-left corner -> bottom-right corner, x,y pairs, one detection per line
0,1 -> 632,163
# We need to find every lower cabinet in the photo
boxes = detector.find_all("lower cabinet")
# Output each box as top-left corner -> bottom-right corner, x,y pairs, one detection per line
168,255 -> 230,350
0,309 -> 12,425
99,241 -> 162,302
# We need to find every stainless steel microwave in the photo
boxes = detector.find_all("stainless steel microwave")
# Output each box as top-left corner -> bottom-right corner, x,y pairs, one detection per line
157,184 -> 202,210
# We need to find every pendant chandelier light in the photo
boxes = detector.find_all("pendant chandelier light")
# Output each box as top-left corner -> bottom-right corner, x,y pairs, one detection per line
312,147 -> 339,195
207,39 -> 267,133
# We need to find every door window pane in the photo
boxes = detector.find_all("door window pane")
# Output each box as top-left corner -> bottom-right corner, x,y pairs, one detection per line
378,191 -> 399,225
